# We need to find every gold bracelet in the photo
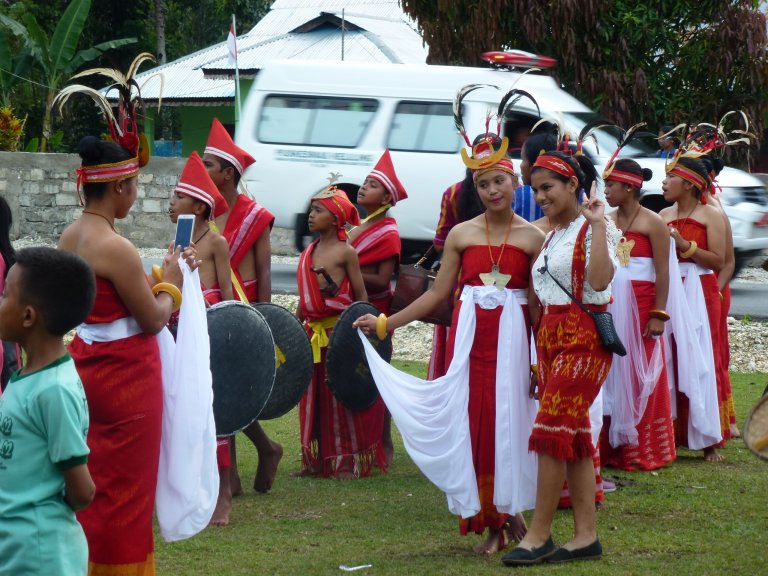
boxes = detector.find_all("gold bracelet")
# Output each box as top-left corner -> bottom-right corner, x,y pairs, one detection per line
151,264 -> 164,284
152,282 -> 182,312
680,240 -> 698,258
530,364 -> 539,376
375,313 -> 388,340
648,309 -> 671,322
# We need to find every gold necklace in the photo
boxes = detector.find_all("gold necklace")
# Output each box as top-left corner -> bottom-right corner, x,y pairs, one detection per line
615,204 -> 642,267
479,213 -> 515,291
83,210 -> 116,233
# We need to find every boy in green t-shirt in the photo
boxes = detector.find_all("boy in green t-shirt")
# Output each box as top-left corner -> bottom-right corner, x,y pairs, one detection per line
0,247 -> 96,574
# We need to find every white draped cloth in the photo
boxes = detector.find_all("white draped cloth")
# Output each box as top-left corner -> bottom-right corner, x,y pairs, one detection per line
664,254 -> 722,449
155,262 -> 219,541
604,253 -> 664,448
358,285 -> 538,518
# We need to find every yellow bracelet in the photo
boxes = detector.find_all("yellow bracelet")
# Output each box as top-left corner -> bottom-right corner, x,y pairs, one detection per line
375,313 -> 388,340
151,264 -> 164,284
530,364 -> 539,376
152,282 -> 182,312
680,240 -> 698,258
649,309 -> 671,322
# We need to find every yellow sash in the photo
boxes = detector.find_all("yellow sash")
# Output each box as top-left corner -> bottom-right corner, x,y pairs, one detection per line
306,315 -> 340,363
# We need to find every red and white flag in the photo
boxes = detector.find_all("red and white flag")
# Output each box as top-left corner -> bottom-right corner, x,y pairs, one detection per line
227,22 -> 237,64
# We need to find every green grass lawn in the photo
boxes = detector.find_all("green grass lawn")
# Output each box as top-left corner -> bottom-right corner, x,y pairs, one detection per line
155,367 -> 768,575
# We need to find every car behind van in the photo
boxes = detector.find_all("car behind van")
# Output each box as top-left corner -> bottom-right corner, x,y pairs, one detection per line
237,59 -> 768,272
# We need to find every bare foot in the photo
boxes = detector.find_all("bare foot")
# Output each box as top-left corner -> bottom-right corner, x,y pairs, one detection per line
209,471 -> 232,527
473,528 -> 507,554
254,441 -> 283,493
730,424 -> 741,439
505,513 -> 528,543
291,466 -> 320,478
704,447 -> 725,462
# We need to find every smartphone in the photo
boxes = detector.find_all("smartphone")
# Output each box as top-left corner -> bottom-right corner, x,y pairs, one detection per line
174,214 -> 195,250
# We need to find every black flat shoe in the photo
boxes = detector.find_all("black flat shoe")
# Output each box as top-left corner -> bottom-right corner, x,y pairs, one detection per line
547,539 -> 602,563
501,536 -> 556,567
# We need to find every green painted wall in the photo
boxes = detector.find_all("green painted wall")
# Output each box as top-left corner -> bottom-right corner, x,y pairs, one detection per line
180,105 -> 236,156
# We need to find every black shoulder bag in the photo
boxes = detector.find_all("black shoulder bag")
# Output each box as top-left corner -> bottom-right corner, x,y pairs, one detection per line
541,253 -> 627,357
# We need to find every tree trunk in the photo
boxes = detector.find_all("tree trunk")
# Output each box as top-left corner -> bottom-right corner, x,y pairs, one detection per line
155,0 -> 167,65
40,89 -> 54,153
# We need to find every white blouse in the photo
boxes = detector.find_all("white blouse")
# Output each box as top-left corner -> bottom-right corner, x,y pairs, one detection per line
532,215 -> 621,306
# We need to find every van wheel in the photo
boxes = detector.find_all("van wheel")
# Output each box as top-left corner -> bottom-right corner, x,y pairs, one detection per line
640,194 -> 671,214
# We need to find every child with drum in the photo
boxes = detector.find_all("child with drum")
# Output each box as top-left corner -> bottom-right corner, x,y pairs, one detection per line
348,150 -> 408,467
295,182 -> 388,479
167,151 -> 235,525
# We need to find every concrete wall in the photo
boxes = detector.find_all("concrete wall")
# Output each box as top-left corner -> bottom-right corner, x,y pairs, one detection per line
0,151 -> 185,247
0,151 -> 297,253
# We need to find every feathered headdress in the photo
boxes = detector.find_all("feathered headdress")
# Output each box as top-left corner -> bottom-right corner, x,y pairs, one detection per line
53,52 -> 159,166
600,122 -> 654,184
455,71 -> 541,174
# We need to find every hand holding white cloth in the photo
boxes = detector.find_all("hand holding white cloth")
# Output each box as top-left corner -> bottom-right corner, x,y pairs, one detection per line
358,285 -> 538,518
155,260 -> 219,541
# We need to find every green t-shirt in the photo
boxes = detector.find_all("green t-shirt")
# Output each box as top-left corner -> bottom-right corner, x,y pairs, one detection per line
0,354 -> 90,575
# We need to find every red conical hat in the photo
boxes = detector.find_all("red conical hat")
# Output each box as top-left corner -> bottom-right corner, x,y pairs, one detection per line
368,149 -> 408,205
204,118 -> 256,176
175,151 -> 229,219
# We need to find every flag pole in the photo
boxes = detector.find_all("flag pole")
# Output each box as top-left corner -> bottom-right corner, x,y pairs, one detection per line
232,14 -> 242,126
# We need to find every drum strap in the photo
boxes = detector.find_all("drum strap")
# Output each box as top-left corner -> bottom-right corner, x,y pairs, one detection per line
230,268 -> 249,303
306,315 -> 340,363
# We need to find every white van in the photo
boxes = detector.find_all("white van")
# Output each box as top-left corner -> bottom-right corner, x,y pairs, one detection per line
237,59 -> 768,271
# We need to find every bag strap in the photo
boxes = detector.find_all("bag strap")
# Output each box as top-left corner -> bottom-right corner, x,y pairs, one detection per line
543,220 -> 592,315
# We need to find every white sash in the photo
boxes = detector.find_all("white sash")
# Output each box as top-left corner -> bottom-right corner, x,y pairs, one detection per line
664,251 -> 722,449
76,316 -> 142,344
359,285 -> 538,518
604,257 -> 664,447
155,262 -> 219,541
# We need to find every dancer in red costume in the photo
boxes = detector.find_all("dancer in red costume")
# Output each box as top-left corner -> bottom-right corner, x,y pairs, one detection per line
168,150 -> 237,525
600,158 -> 675,471
60,136 -> 193,575
296,184 -> 387,478
356,135 -> 543,555
203,119 -> 284,504
349,149 -> 407,466
660,153 -> 728,461
504,150 -> 620,566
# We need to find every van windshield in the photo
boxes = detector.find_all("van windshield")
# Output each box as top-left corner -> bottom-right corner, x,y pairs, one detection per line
565,112 -> 658,158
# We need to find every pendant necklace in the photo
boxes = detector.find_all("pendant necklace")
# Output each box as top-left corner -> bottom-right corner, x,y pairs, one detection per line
615,204 -> 642,267
194,227 -> 210,244
479,213 -> 515,291
83,210 -> 116,233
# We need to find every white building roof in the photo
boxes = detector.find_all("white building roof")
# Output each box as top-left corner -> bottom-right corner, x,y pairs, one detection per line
134,0 -> 427,105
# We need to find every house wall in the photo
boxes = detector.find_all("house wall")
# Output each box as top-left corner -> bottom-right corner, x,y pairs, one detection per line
0,150 -> 296,253
0,151 -> 185,248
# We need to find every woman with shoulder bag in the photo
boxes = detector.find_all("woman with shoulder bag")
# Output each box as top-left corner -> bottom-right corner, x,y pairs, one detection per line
503,150 -> 621,566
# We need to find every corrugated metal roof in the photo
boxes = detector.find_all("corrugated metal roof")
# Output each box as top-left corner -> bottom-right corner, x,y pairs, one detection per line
133,0 -> 427,104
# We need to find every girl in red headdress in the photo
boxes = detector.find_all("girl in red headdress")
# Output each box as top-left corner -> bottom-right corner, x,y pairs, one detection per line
599,158 -> 675,471
660,154 -> 729,460
504,150 -> 621,566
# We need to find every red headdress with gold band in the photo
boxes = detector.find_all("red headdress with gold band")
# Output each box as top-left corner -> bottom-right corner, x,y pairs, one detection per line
665,150 -> 708,194
54,53 -> 157,204
453,74 -> 540,179
311,173 -> 360,241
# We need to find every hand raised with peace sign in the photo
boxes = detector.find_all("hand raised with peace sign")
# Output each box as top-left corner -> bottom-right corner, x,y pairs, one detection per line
581,182 -> 605,224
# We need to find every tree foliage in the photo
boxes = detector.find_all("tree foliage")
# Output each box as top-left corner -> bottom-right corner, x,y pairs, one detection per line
0,0 -> 270,151
401,0 -> 768,151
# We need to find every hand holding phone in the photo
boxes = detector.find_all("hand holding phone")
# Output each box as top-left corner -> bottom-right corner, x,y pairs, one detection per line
174,214 -> 195,251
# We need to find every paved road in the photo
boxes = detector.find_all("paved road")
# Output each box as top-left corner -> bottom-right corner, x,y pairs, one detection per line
144,258 -> 768,318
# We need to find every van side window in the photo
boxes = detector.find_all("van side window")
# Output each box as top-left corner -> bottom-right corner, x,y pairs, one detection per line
388,101 -> 462,154
258,95 -> 378,147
